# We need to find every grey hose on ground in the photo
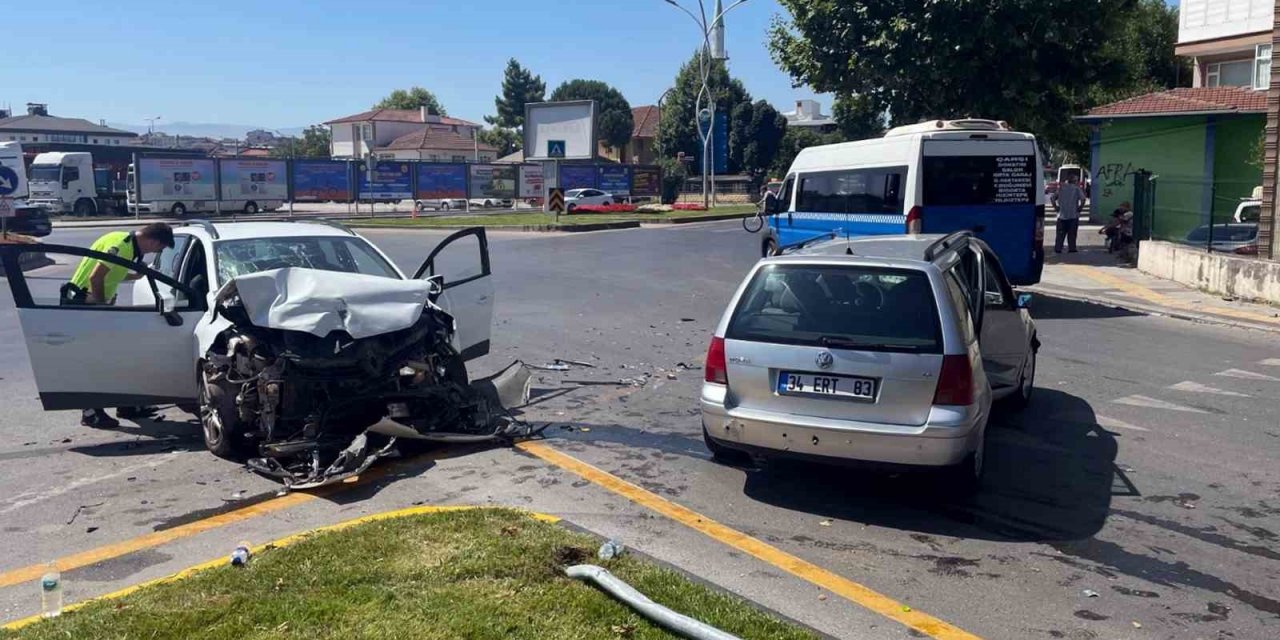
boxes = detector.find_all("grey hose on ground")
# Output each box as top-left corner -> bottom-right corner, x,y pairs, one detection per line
565,564 -> 743,640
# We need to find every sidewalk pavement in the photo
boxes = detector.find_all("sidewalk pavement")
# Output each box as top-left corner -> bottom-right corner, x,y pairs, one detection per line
1032,229 -> 1280,333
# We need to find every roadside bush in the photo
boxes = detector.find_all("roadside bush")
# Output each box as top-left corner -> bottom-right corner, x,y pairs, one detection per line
636,204 -> 673,213
571,204 -> 638,214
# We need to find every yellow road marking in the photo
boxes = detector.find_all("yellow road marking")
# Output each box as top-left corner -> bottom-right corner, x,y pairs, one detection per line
3,506 -> 558,631
0,449 -> 450,591
516,440 -> 982,640
1062,264 -> 1280,325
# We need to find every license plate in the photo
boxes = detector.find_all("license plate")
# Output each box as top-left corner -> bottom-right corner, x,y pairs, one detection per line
777,371 -> 877,400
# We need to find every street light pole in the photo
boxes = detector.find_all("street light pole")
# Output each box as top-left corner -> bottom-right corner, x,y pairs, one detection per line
663,0 -> 750,209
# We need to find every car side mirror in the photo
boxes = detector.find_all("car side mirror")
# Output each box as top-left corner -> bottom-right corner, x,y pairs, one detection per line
1016,293 -> 1033,309
765,196 -> 780,215
425,274 -> 445,301
984,291 -> 1005,307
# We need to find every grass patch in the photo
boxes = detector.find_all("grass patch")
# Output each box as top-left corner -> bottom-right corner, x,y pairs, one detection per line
347,205 -> 758,229
4,509 -> 815,640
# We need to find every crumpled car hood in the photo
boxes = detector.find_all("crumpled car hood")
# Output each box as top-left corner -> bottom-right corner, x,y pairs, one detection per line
217,267 -> 439,339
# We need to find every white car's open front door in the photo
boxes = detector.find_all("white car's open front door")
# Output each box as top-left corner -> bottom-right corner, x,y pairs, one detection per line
1,243 -> 206,410
412,227 -> 494,361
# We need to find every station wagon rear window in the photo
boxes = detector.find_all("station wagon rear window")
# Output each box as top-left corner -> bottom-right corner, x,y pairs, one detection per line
726,264 -> 942,353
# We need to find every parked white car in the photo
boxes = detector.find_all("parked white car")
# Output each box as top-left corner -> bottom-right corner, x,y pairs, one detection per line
564,188 -> 615,211
1,221 -> 503,487
416,198 -> 468,211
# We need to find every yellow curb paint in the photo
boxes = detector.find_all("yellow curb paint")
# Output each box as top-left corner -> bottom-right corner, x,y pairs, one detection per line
1063,264 -> 1280,326
0,448 -> 452,592
516,440 -> 982,640
3,506 -> 558,631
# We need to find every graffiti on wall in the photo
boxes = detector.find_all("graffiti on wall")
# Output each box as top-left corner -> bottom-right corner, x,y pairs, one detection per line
1095,162 -> 1135,199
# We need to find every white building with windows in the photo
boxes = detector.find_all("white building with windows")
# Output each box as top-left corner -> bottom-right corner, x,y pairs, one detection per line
324,107 -> 493,161
1178,0 -> 1273,90
0,104 -> 137,146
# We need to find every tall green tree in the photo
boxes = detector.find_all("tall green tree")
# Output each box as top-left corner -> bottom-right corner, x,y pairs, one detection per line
768,0 -> 1140,157
731,101 -> 788,185
374,87 -> 447,115
270,125 -> 331,158
487,59 -> 546,130
549,79 -> 633,152
477,126 -> 522,157
656,52 -> 753,171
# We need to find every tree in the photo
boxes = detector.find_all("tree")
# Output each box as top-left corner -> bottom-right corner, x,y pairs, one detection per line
487,59 -> 545,130
549,79 -> 633,152
656,52 -> 753,172
733,101 -> 788,185
271,125 -> 331,158
477,126 -> 522,157
374,87 -> 447,115
768,0 -> 1141,157
831,94 -> 885,141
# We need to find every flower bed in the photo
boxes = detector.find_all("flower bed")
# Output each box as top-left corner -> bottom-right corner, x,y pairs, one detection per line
672,203 -> 708,211
570,204 -> 638,214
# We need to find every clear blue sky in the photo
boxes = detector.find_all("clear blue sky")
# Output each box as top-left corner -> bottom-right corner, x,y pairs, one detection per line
1,0 -> 824,129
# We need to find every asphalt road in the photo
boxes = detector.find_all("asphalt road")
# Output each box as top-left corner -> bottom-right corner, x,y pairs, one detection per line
1,221 -> 1278,639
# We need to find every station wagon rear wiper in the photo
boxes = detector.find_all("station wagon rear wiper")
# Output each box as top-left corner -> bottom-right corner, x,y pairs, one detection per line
818,335 -> 925,352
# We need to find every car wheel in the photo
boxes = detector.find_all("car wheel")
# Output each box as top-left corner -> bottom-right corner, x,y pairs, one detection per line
763,237 -> 779,257
943,426 -> 985,495
243,201 -> 259,214
199,366 -> 250,460
441,202 -> 450,211
601,201 -> 611,206
73,198 -> 96,217
1007,348 -> 1036,411
171,202 -> 187,216
703,425 -> 751,466
567,203 -> 577,212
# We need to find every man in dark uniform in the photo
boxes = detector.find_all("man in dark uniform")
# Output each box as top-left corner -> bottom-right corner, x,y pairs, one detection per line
63,223 -> 175,428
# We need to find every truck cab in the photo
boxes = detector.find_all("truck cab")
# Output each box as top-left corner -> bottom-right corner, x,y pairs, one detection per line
28,152 -> 101,216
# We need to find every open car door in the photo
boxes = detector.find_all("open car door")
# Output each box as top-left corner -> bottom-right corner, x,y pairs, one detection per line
1,243 -> 206,410
412,227 -> 494,361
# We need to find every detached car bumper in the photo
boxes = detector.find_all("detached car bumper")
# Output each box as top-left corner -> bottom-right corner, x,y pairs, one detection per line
700,384 -> 981,468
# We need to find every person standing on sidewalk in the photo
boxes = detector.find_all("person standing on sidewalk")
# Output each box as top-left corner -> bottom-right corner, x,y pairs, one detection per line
1055,176 -> 1086,253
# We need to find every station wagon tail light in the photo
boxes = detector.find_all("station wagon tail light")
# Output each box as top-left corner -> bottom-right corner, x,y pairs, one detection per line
705,336 -> 728,384
905,206 -> 923,234
933,354 -> 974,405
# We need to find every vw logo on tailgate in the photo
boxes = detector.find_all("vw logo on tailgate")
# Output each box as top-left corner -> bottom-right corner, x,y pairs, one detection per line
815,351 -> 834,369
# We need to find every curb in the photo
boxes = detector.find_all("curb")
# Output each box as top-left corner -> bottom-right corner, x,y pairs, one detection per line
664,212 -> 754,224
344,221 -> 642,233
1028,283 -> 1280,335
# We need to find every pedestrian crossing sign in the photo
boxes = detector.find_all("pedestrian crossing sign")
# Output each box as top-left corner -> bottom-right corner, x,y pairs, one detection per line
547,140 -> 566,159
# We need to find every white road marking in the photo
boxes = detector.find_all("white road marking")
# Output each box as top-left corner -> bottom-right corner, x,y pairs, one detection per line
1096,415 -> 1151,432
1257,358 -> 1280,367
1170,381 -> 1251,398
1214,368 -> 1280,382
0,452 -> 182,515
1112,395 -> 1208,414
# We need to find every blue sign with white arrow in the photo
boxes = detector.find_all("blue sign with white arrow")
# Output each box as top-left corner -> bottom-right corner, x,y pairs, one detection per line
547,140 -> 566,159
0,166 -> 19,197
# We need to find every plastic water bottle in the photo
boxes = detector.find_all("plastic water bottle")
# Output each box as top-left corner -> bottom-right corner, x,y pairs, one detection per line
40,563 -> 62,618
230,541 -> 251,567
597,539 -> 625,561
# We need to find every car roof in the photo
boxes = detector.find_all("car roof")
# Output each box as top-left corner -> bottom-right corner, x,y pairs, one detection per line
176,221 -> 358,241
792,234 -> 950,260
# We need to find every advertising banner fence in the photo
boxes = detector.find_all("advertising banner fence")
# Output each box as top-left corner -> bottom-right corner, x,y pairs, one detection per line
598,166 -> 632,196
469,164 -> 517,200
416,164 -> 468,199
219,159 -> 287,201
519,164 -> 544,199
137,157 -> 217,202
560,165 -> 598,190
291,160 -> 352,202
358,161 -> 413,200
631,166 -> 661,197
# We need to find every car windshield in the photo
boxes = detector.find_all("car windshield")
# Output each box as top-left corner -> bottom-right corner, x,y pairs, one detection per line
726,264 -> 942,353
1186,225 -> 1257,243
215,236 -> 400,284
29,165 -> 60,182
1238,204 -> 1261,222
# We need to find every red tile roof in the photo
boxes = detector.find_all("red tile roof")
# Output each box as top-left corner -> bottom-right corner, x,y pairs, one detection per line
382,127 -> 497,152
1083,87 -> 1267,119
632,105 -> 659,138
324,108 -> 480,127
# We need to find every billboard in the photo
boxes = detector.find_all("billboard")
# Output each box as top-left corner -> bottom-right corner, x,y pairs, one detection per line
292,160 -> 352,202
560,165 -> 597,190
358,161 -> 413,200
598,166 -> 631,196
469,164 -> 517,199
699,111 -> 729,174
525,101 -> 597,160
519,164 -> 544,199
416,164 -> 468,199
219,159 -> 287,201
631,166 -> 661,197
137,157 -> 217,201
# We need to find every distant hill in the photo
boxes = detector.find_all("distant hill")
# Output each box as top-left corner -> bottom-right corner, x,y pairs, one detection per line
108,122 -> 308,139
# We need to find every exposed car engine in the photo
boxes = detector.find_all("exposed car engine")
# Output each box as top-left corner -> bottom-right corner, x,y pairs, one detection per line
200,269 -> 528,489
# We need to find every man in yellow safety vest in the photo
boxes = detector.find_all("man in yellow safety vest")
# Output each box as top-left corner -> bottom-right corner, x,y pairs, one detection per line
63,222 -> 176,428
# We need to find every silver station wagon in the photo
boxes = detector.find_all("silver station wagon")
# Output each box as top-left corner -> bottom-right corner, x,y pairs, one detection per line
701,232 -> 1038,491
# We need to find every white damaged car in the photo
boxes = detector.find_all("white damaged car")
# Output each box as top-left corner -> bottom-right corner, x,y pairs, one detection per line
1,221 -> 529,488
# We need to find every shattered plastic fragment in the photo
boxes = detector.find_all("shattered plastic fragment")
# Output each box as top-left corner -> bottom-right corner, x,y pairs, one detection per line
1082,589 -> 1099,598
